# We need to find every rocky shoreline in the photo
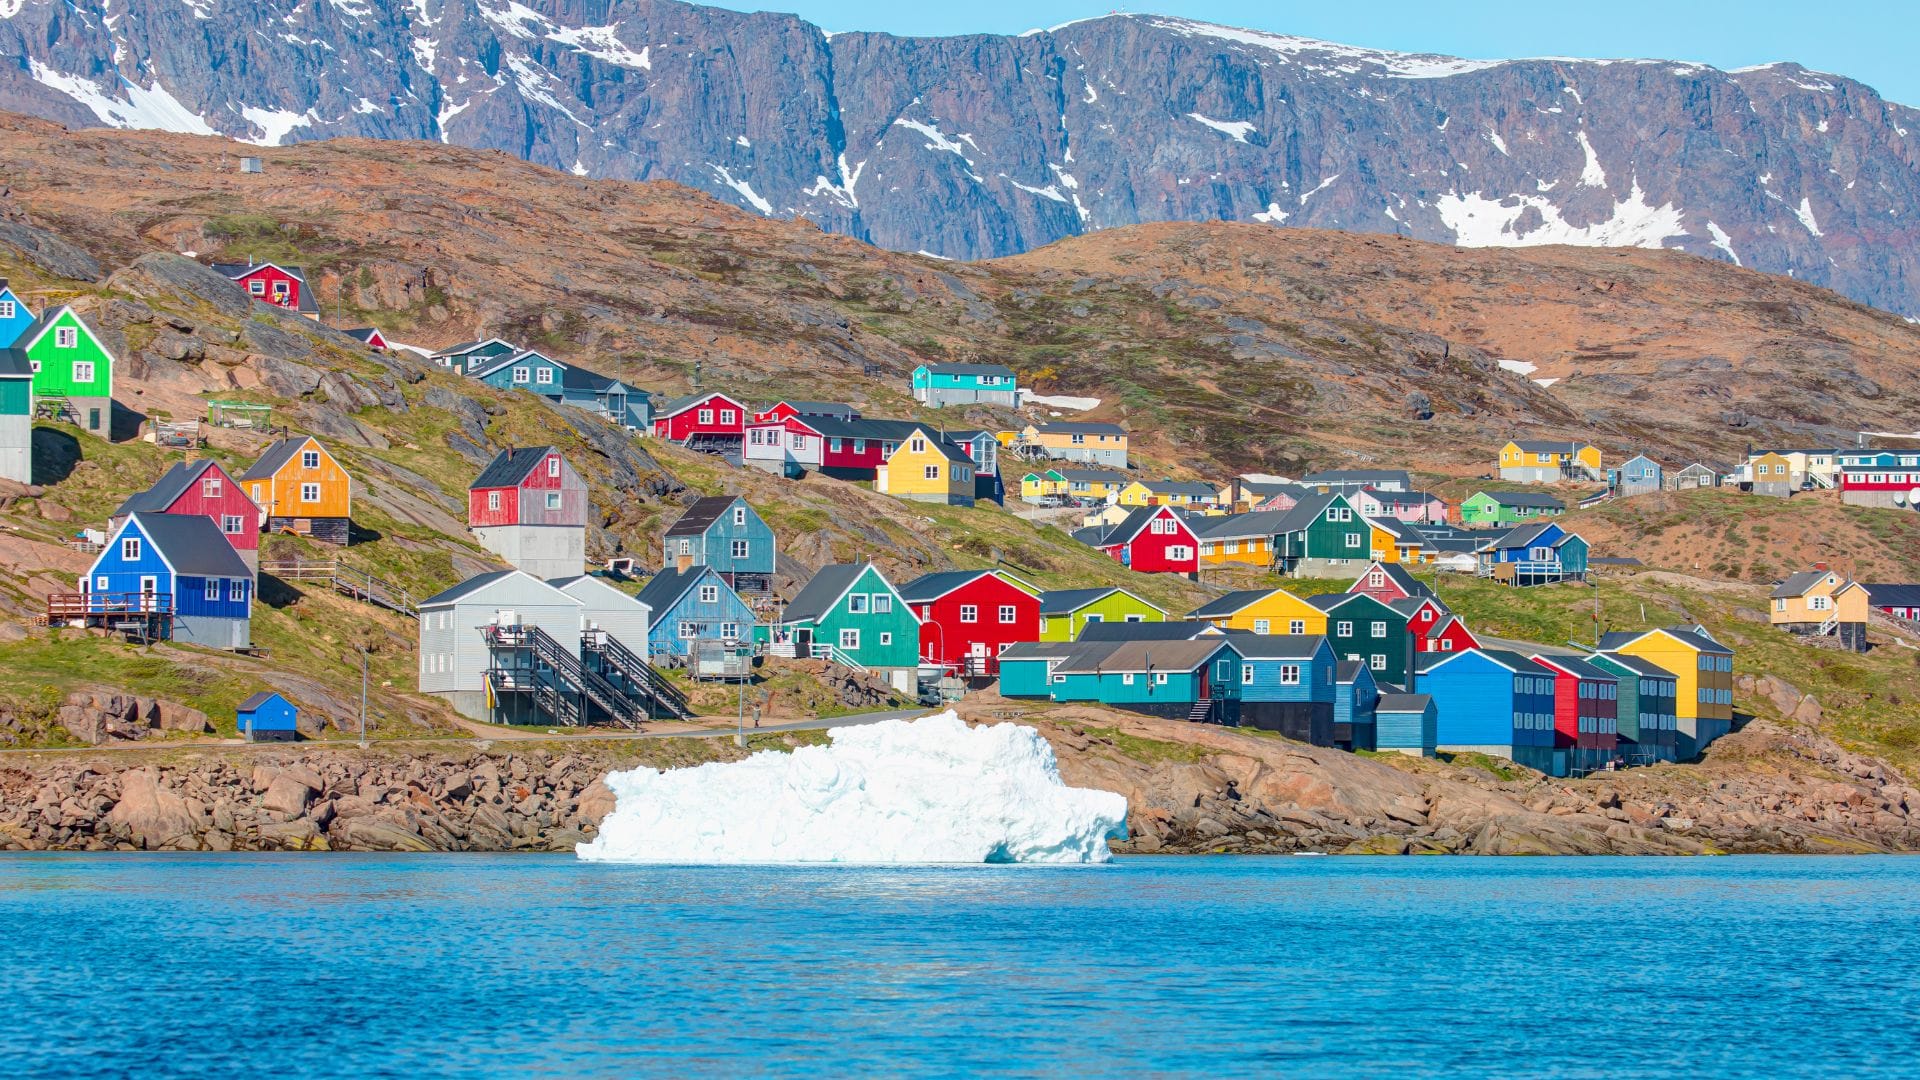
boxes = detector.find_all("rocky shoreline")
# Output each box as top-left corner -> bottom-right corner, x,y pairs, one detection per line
1,704 -> 1916,856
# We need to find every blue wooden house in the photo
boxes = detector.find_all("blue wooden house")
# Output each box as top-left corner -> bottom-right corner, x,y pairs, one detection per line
1612,454 -> 1663,498
1047,638 -> 1235,722
1475,522 -> 1590,586
1334,660 -> 1381,748
1414,648 -> 1559,775
430,337 -> 517,375
663,495 -> 777,593
558,366 -> 651,430
635,565 -> 756,660
0,279 -> 34,349
1224,636 -> 1340,746
1375,693 -> 1437,757
236,691 -> 299,742
470,348 -> 568,394
82,513 -> 253,649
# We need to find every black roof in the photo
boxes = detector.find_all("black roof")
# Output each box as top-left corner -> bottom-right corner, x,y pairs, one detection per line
0,346 -> 32,378
112,460 -> 223,518
470,446 -> 555,490
1477,490 -> 1566,509
343,328 -> 385,345
1039,588 -> 1121,616
561,365 -> 628,394
665,495 -> 747,537
1865,583 -> 1920,608
899,570 -> 1003,603
1596,626 -> 1731,655
802,417 -> 925,441
1335,660 -> 1377,684
1376,693 -> 1432,713
123,513 -> 250,577
1230,634 -> 1326,659
210,260 -> 307,283
1591,652 -> 1676,679
240,437 -> 316,481
1189,590 -> 1276,618
769,400 -> 856,419
782,563 -> 871,625
636,566 -> 724,623
237,691 -> 290,711
922,362 -> 1015,376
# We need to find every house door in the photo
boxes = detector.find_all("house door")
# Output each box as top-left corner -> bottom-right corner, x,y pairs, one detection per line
969,641 -> 989,672
139,576 -> 157,612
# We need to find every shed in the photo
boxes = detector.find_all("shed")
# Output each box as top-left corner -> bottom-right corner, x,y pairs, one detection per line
1375,693 -> 1437,757
236,691 -> 299,742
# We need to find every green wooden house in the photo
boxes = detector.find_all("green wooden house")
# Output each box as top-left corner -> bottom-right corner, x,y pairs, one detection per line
19,305 -> 112,435
776,562 -> 921,692
1038,587 -> 1167,642
1308,591 -> 1416,686
1270,491 -> 1373,575
1458,490 -> 1565,527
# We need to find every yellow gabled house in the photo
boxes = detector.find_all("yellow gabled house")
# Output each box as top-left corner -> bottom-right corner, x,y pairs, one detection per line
1117,480 -> 1218,508
875,426 -> 975,505
1366,516 -> 1430,564
1187,588 -> 1328,635
1770,568 -> 1870,651
1498,439 -> 1603,482
1019,470 -> 1063,501
1599,624 -> 1735,758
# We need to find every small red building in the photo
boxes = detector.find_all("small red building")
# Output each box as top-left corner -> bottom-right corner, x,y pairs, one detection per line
1071,506 -> 1199,576
109,459 -> 262,571
653,391 -> 747,450
1417,611 -> 1481,654
1530,654 -> 1619,775
899,569 -> 1041,677
344,328 -> 391,352
210,261 -> 319,319
1348,561 -> 1434,604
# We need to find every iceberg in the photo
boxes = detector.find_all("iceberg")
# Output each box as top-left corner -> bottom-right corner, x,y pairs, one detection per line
577,712 -> 1129,864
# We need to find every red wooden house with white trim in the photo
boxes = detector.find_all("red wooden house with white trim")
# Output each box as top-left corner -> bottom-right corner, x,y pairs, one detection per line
1070,506 -> 1199,576
109,459 -> 263,572
752,400 -> 858,424
210,261 -> 319,319
899,569 -> 1040,677
468,446 -> 588,579
344,328 -> 391,352
652,391 -> 747,454
1530,653 -> 1619,775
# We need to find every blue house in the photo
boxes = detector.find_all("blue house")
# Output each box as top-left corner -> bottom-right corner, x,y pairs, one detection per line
82,513 -> 252,649
559,366 -> 651,430
0,279 -> 34,348
636,565 -> 756,660
470,348 -> 569,394
997,640 -> 1087,699
236,691 -> 299,742
429,337 -> 517,375
1223,635 -> 1340,747
1047,637 -> 1235,722
1415,648 -> 1559,775
662,495 -> 777,593
1613,454 -> 1663,497
1376,693 -> 1437,757
1334,660 -> 1381,747
1475,522 -> 1590,586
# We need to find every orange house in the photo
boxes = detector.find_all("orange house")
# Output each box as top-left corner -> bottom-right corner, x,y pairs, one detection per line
241,435 -> 353,545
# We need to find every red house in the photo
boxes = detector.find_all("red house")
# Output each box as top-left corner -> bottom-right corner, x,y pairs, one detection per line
210,261 -> 319,319
1348,561 -> 1434,604
752,400 -> 858,424
900,569 -> 1041,677
816,419 -> 923,478
653,391 -> 747,452
1529,654 -> 1619,774
468,446 -> 589,579
109,460 -> 262,571
344,328 -> 391,352
1417,611 -> 1481,654
1071,506 -> 1199,576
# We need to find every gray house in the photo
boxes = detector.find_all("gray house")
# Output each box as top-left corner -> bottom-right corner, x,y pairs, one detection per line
1302,469 -> 1410,493
417,570 -> 584,722
551,574 -> 652,647
1666,462 -> 1723,490
1613,454 -> 1663,497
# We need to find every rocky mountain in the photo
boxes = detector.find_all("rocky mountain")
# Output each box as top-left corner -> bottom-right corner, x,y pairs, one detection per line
3,2 -> 1920,314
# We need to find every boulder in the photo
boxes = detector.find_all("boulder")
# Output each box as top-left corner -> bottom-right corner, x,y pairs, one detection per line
333,814 -> 436,852
261,774 -> 315,817
0,221 -> 102,281
103,768 -> 200,849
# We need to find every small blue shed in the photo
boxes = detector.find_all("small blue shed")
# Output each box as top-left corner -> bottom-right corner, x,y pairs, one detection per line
1375,692 -> 1437,757
236,691 -> 300,742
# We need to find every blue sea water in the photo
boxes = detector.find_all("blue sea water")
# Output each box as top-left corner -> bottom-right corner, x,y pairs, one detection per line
2,855 -> 1917,1078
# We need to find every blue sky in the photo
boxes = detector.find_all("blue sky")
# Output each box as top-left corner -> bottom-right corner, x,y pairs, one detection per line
702,1 -> 1918,105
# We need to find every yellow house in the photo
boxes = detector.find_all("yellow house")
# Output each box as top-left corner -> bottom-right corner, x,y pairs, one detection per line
1498,439 -> 1603,482
875,426 -> 974,505
1055,468 -> 1126,500
1194,510 -> 1288,567
1187,588 -> 1328,635
1019,470 -> 1063,501
1601,625 -> 1735,755
1770,568 -> 1871,650
1366,516 -> 1431,564
1746,451 -> 1794,493
1118,480 -> 1218,508
1019,421 -> 1129,467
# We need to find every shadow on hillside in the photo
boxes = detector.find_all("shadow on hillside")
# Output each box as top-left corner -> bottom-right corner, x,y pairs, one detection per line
255,572 -> 305,611
347,521 -> 383,546
29,427 -> 79,486
109,401 -> 146,444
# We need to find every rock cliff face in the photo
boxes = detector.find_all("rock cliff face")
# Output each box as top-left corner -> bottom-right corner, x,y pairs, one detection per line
3,1 -> 1920,313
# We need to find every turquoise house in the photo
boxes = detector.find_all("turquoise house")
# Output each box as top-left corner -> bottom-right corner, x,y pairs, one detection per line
0,279 -> 34,348
1047,638 -> 1235,721
911,362 -> 1019,408
997,641 -> 1086,699
636,565 -> 756,659
1334,661 -> 1380,743
471,348 -> 569,394
1376,693 -> 1437,756
778,562 -> 922,689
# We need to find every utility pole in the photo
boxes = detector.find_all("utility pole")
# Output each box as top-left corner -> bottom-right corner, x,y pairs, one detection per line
735,679 -> 747,747
359,646 -> 369,749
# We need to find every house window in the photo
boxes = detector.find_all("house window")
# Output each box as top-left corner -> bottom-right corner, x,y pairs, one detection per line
678,539 -> 692,556
548,457 -> 561,478
1441,639 -> 1455,651
302,451 -> 320,469
1122,673 -> 1135,685
1167,546 -> 1193,561
230,580 -> 246,603
1280,664 -> 1301,685
880,632 -> 893,646
677,621 -> 699,640
1153,673 -> 1169,686
1810,596 -> 1830,611
719,410 -> 736,424
1419,610 -> 1433,622
999,605 -> 1017,624
513,367 -> 531,384
873,595 -> 892,614
853,439 -> 867,454
1242,664 -> 1255,685
1253,619 -> 1270,634
1345,533 -> 1362,548
698,408 -> 714,425
545,492 -> 561,510
699,585 -> 720,604
535,367 -> 554,385
960,605 -> 978,623
0,301 -> 12,319
1336,621 -> 1352,637
924,466 -> 941,480
848,593 -> 869,614
1289,620 -> 1305,635
203,477 -> 222,499
248,280 -> 267,296
488,491 -> 501,511
1371,621 -> 1387,638
731,540 -> 750,559
205,578 -> 220,601
840,629 -> 860,650
790,433 -> 804,450
222,515 -> 245,534
73,361 -> 95,383
828,438 -> 843,453
121,536 -> 142,562
1368,570 -> 1385,587
911,437 -> 928,453
733,507 -> 746,527
1371,655 -> 1387,671
298,483 -> 321,503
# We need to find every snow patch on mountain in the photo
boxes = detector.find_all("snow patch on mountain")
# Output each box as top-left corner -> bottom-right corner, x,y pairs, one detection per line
1795,196 -> 1824,236
240,106 -> 314,147
1439,179 -> 1686,249
1577,130 -> 1607,188
29,62 -> 217,136
1142,16 -> 1505,80
1188,113 -> 1256,142
1706,220 -> 1741,265
710,163 -> 773,214
548,23 -> 653,69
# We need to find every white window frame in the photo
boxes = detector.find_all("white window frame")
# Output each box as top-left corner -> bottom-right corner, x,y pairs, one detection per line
839,628 -> 860,650
1279,664 -> 1301,686
959,605 -> 978,623
1371,655 -> 1388,671
999,605 -> 1017,624
545,492 -> 562,510
0,300 -> 13,319
301,450 -> 320,470
848,593 -> 869,614
879,632 -> 893,646
73,361 -> 95,383
1253,619 -> 1270,634
300,483 -> 321,503
487,491 -> 501,512
698,408 -> 714,425
512,367 -> 531,384
1241,664 -> 1255,685
1371,621 -> 1388,639
534,367 -> 555,385
1166,545 -> 1193,561
205,578 -> 220,601
924,465 -> 941,481
731,539 -> 750,560
1336,620 -> 1352,637
699,585 -> 720,604
1289,620 -> 1305,635
222,515 -> 245,535
719,409 -> 736,425
872,594 -> 892,614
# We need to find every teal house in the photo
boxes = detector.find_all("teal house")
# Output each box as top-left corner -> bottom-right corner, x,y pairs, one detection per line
1588,652 -> 1679,764
430,338 -> 517,375
0,279 -> 34,348
0,345 -> 31,483
997,641 -> 1086,699
636,565 -> 756,659
1310,592 -> 1416,686
911,362 -> 1019,408
471,348 -> 568,394
1269,492 -> 1375,576
778,562 -> 921,692
1047,638 -> 1235,721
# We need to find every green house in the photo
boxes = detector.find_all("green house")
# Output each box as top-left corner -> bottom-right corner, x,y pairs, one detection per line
1309,592 -> 1416,687
1458,490 -> 1565,527
911,362 -> 1019,408
777,562 -> 921,686
1038,587 -> 1167,642
20,305 -> 113,435
1271,491 -> 1373,573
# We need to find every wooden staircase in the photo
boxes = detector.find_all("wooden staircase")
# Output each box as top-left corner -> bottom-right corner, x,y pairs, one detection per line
260,558 -> 417,619
1186,698 -> 1214,724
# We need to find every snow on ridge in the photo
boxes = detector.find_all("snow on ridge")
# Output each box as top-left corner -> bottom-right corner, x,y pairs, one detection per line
1002,174 -> 1069,204
1794,196 -> 1824,236
1706,220 -> 1741,265
239,106 -> 314,147
1142,16 -> 1506,79
503,55 -> 591,128
1486,128 -> 1508,155
1187,113 -> 1256,142
1437,178 -> 1687,250
480,0 -> 553,39
1252,202 -> 1290,224
547,23 -> 653,69
1497,358 -> 1538,376
1576,130 -> 1607,188
0,1 -> 25,18
709,163 -> 773,215
29,61 -> 218,136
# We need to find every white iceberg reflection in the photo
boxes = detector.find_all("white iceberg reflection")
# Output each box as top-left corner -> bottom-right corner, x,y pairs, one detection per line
577,712 -> 1129,864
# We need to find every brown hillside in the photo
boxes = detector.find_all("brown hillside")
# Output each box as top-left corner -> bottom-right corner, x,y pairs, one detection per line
0,112 -> 1915,478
